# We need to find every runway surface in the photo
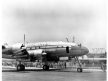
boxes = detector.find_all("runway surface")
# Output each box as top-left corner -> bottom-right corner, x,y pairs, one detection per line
2,66 -> 106,81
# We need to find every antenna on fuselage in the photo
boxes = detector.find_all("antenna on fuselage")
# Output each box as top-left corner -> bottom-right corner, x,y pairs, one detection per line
72,36 -> 75,43
66,38 -> 69,42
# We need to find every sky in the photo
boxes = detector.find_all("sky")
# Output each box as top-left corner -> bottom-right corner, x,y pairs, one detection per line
2,0 -> 107,49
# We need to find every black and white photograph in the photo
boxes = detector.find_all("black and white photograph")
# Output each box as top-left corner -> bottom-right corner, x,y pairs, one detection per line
2,0 -> 107,81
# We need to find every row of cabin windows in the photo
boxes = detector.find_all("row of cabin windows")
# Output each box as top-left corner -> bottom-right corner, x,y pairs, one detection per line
26,46 -> 72,50
27,47 -> 40,50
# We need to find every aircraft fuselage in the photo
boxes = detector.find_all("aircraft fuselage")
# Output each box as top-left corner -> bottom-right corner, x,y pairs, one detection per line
2,41 -> 89,59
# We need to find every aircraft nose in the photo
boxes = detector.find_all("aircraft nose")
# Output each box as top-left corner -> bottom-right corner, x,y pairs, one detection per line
84,47 -> 89,54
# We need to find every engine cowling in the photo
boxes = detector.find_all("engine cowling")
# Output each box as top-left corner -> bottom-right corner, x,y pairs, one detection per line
27,49 -> 43,58
11,43 -> 23,51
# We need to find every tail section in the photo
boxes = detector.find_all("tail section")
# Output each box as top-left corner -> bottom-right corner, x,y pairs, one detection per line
2,43 -> 8,49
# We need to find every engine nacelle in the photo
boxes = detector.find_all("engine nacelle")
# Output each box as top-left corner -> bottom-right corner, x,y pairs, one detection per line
11,43 -> 23,51
27,49 -> 43,58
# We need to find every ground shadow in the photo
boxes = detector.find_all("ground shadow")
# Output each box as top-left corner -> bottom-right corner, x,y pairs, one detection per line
2,68 -> 91,73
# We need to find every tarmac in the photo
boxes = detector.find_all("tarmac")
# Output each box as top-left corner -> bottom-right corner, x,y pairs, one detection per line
2,66 -> 106,81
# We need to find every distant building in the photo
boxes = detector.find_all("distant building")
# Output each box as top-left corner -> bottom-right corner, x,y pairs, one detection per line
87,53 -> 106,58
87,48 -> 106,58
79,48 -> 106,67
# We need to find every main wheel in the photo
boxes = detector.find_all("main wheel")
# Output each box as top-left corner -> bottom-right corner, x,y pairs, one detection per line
77,68 -> 83,72
43,65 -> 49,70
17,64 -> 25,71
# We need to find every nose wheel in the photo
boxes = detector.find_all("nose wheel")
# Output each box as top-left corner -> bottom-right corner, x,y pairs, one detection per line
75,57 -> 83,72
42,54 -> 49,70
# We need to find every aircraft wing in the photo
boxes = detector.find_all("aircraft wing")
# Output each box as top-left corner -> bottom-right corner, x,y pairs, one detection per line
2,49 -> 29,60
2,44 -> 45,62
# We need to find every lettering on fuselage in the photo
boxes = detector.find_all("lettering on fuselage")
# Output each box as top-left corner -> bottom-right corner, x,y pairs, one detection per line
26,44 -> 57,50
26,43 -> 51,48
25,42 -> 82,56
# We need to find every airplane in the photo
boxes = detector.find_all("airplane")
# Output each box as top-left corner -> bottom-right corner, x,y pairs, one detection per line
2,35 -> 89,72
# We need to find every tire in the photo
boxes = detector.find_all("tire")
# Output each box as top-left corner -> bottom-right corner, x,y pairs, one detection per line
17,65 -> 21,71
17,64 -> 25,71
43,65 -> 49,70
77,68 -> 83,72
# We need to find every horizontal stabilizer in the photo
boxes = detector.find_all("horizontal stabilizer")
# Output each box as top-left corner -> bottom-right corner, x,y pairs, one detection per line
2,45 -> 6,49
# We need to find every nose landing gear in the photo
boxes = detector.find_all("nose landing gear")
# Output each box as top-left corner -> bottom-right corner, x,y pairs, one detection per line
75,57 -> 83,72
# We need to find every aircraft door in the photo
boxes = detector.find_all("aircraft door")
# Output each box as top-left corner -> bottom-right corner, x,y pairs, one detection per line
66,46 -> 69,53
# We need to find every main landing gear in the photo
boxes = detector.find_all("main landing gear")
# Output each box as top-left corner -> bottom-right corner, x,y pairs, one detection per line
75,57 -> 83,72
42,55 -> 49,70
43,65 -> 49,70
17,64 -> 25,71
16,61 -> 25,71
77,68 -> 82,72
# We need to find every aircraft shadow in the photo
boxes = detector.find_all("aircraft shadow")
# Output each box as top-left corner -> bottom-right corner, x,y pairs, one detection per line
2,68 -> 91,73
